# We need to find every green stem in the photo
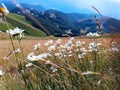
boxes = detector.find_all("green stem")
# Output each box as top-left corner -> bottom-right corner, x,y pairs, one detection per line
18,38 -> 25,60
3,15 -> 18,63
4,15 -> 27,89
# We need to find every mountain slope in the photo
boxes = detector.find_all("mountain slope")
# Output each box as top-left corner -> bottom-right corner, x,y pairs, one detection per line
9,7 -> 120,36
25,9 -> 94,36
31,10 -> 120,35
101,17 -> 120,33
0,13 -> 46,37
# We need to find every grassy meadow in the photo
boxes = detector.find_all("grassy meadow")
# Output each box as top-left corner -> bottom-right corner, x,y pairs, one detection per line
0,4 -> 120,90
0,36 -> 120,90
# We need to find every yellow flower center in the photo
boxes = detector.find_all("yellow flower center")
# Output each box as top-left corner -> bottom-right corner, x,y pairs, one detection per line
34,58 -> 39,61
0,7 -> 6,12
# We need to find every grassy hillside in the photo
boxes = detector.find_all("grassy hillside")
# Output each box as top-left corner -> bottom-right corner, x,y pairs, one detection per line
8,13 -> 31,24
0,13 -> 46,37
0,23 -> 13,32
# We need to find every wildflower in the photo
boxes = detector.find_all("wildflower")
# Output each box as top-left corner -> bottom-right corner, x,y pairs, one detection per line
109,42 -> 119,52
0,70 -> 4,76
25,63 -> 33,67
6,27 -> 24,38
66,46 -> 72,51
109,47 -> 119,52
21,70 -> 24,73
13,48 -> 21,54
89,61 -> 93,63
70,37 -> 74,41
63,55 -> 67,57
48,45 -> 56,52
71,44 -> 75,48
54,52 -> 63,58
111,42 -> 117,47
86,32 -> 100,37
56,38 -> 62,44
75,41 -> 82,47
66,37 -> 74,45
54,53 -> 60,57
27,52 -> 51,61
75,48 -> 79,52
34,43 -> 41,50
68,54 -> 72,57
97,80 -> 102,85
45,60 -> 51,64
78,54 -> 84,59
27,52 -> 40,61
0,3 -> 9,16
50,66 -> 58,73
3,56 -> 9,60
75,41 -> 85,48
44,40 -> 53,46
63,43 -> 69,49
68,51 -> 72,54
82,52 -> 87,56
38,53 -> 51,59
80,47 -> 87,53
88,42 -> 102,51
81,41 -> 85,44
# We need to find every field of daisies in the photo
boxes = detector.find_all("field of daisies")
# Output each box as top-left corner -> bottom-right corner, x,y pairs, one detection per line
0,3 -> 120,90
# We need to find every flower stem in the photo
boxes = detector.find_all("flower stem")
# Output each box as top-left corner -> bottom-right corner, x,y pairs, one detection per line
18,38 -> 25,60
3,15 -> 18,63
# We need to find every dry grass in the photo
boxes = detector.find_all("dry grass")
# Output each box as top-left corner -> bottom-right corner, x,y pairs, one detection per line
0,36 -> 119,90
0,37 -> 114,58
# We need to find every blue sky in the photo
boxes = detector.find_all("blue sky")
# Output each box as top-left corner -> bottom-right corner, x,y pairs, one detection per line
1,0 -> 120,19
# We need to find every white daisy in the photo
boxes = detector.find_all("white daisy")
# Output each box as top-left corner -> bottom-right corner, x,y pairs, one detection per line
0,70 -> 4,76
6,27 -> 24,38
25,63 -> 33,67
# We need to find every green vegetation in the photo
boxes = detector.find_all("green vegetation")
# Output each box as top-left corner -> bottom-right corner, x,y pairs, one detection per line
8,13 -> 31,24
0,23 -> 13,32
0,13 -> 46,37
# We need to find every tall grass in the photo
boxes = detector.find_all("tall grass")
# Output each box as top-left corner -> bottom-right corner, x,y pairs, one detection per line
0,35 -> 119,90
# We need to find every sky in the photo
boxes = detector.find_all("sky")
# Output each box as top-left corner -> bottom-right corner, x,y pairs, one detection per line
1,0 -> 120,19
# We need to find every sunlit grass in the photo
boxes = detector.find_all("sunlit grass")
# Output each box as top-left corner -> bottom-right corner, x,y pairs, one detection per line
0,36 -> 119,90
8,13 -> 32,24
0,3 -> 120,90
